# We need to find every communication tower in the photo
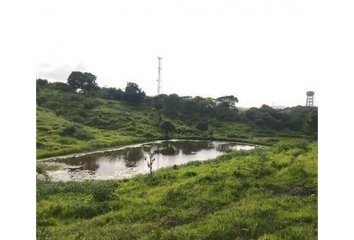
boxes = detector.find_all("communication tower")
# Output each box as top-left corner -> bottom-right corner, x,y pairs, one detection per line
157,57 -> 162,95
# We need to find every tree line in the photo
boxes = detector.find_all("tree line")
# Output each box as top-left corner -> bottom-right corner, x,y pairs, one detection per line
36,71 -> 318,136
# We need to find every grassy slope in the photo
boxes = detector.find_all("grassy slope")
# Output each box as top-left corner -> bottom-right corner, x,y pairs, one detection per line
36,93 -> 308,159
37,141 -> 318,240
36,107 -> 144,159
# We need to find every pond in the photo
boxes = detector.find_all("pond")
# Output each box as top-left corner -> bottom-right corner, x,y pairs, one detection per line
41,140 -> 256,181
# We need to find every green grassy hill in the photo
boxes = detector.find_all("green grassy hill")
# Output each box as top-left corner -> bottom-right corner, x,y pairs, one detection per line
36,106 -> 143,159
36,81 -> 318,239
37,140 -> 318,240
36,85 -> 311,159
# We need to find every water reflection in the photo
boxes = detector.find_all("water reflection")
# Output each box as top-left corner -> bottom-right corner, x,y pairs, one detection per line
49,140 -> 255,181
59,154 -> 100,171
154,143 -> 179,156
123,148 -> 145,167
216,143 -> 235,153
180,141 -> 212,155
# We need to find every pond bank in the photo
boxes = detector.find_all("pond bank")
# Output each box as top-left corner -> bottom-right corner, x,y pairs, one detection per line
36,136 -> 274,161
38,140 -> 258,181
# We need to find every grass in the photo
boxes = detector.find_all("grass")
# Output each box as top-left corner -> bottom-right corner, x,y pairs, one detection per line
37,140 -> 317,240
36,88 -> 314,159
36,107 -> 147,159
37,105 -> 308,159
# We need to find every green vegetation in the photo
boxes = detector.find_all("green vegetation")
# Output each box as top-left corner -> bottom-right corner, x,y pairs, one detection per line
36,72 -> 318,239
36,106 -> 143,159
36,74 -> 317,159
37,140 -> 318,239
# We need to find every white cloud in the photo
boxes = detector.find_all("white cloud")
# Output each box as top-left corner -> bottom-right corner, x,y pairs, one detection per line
37,63 -> 87,82
37,0 -> 317,107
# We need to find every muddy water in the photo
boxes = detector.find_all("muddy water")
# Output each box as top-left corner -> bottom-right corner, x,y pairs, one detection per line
43,140 -> 255,181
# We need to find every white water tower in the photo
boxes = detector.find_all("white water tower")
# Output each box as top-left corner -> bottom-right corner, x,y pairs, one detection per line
306,91 -> 315,107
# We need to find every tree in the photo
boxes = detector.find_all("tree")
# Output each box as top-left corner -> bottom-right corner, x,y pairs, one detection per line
183,99 -> 200,116
67,71 -> 98,96
123,82 -> 146,104
162,94 -> 181,115
245,107 -> 259,120
306,111 -> 318,137
82,72 -> 99,96
216,95 -> 239,109
36,79 -> 49,88
198,98 -> 216,115
67,71 -> 86,90
153,101 -> 163,112
151,95 -> 164,112
196,122 -> 209,131
49,82 -> 75,92
101,87 -> 124,100
161,121 -> 176,135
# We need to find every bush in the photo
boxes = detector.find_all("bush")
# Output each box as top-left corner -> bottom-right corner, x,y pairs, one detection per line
60,124 -> 94,141
60,125 -> 77,137
69,115 -> 85,123
161,121 -> 176,134
196,122 -> 209,131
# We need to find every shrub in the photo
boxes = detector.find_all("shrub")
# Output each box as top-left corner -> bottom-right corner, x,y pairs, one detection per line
60,124 -> 94,141
161,121 -> 176,134
60,125 -> 77,137
196,122 -> 209,131
69,115 -> 85,123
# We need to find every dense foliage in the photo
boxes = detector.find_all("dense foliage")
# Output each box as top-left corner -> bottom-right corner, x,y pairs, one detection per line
37,75 -> 317,132
36,73 -> 317,158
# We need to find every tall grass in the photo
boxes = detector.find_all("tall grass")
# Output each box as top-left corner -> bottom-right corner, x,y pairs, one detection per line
37,142 -> 317,239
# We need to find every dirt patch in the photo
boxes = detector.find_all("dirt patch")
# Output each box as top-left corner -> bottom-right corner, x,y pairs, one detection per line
275,186 -> 317,197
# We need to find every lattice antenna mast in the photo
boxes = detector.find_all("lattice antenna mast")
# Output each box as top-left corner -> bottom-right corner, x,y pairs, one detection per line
157,57 -> 162,95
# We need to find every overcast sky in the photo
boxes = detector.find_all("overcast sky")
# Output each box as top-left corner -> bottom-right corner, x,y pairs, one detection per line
37,0 -> 317,107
